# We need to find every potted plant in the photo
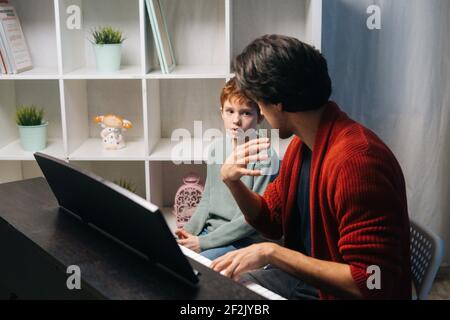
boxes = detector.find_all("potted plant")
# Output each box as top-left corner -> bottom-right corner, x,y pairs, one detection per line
114,177 -> 137,194
89,26 -> 126,72
16,105 -> 48,152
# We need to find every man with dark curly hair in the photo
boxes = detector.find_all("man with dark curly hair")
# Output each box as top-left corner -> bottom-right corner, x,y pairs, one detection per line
210,34 -> 411,300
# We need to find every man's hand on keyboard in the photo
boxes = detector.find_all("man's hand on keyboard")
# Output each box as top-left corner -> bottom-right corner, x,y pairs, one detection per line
176,229 -> 201,253
210,242 -> 277,280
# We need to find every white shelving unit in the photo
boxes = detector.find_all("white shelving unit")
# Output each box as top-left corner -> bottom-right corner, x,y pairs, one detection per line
0,0 -> 322,223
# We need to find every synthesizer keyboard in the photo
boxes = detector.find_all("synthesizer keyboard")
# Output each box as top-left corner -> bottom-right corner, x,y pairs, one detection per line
180,245 -> 287,300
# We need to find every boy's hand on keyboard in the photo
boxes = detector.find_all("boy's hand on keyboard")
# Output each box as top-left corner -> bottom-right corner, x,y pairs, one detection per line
175,228 -> 189,239
210,242 -> 277,280
176,229 -> 201,253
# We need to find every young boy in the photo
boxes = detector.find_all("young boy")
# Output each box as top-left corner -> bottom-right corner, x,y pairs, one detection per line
176,78 -> 279,260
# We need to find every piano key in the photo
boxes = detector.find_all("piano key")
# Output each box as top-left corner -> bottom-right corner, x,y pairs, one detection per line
179,245 -> 286,300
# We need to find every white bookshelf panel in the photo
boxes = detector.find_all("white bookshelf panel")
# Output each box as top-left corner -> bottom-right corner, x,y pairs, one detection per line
145,0 -> 227,77
0,139 -> 65,161
62,66 -> 142,80
0,81 -> 17,151
64,79 -> 146,160
0,67 -> 60,80
69,138 -> 146,161
231,0 -> 322,60
58,0 -> 141,76
0,80 -> 64,160
71,160 -> 147,199
146,78 -> 225,160
6,0 -> 59,77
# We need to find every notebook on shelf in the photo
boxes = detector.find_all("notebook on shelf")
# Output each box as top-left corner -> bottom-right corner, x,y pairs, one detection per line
145,0 -> 176,74
0,1 -> 32,74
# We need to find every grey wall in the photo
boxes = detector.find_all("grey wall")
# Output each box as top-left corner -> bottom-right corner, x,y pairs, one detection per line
322,0 -> 450,264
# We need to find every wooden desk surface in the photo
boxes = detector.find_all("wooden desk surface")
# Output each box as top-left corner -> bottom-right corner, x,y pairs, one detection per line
0,177 -> 262,300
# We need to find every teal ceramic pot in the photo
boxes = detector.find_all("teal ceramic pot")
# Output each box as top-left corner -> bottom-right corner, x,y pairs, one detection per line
93,43 -> 122,72
18,121 -> 48,151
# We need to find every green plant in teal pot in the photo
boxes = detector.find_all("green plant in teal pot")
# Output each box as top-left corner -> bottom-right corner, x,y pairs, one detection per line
90,26 -> 126,72
16,105 -> 48,152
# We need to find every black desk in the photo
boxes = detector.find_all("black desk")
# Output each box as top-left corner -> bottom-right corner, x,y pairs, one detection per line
0,178 -> 262,300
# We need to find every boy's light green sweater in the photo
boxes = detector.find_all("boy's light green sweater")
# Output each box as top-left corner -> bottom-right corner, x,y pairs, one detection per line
183,136 -> 279,250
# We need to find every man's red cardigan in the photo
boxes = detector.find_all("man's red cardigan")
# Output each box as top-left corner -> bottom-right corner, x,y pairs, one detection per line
249,102 -> 411,299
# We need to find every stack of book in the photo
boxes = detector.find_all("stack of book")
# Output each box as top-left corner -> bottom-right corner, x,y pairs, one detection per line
145,0 -> 176,74
0,0 -> 33,75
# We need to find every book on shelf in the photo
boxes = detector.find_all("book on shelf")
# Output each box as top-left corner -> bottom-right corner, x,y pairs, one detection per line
0,1 -> 32,74
145,0 -> 176,74
0,0 -> 7,74
0,36 -> 8,74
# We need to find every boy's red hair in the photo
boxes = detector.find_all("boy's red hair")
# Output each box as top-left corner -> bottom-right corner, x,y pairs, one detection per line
220,78 -> 260,115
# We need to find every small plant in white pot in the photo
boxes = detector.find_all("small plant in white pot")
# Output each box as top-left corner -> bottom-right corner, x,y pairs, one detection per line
90,26 -> 126,72
16,105 -> 48,152
114,177 -> 137,194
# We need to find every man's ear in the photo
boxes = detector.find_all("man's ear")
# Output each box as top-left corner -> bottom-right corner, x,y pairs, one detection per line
257,112 -> 265,124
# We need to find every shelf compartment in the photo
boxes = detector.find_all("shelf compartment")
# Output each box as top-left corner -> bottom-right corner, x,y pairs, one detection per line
70,160 -> 147,199
148,161 -> 206,209
0,80 -> 65,160
5,0 -> 60,78
58,0 -> 142,77
144,0 -> 227,75
64,79 -> 146,160
146,78 -> 225,161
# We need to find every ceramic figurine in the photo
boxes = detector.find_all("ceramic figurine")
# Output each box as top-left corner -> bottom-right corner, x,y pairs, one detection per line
94,114 -> 132,150
173,173 -> 204,228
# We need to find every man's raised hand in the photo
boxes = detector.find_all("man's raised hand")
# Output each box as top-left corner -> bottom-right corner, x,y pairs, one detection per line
221,138 -> 270,182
